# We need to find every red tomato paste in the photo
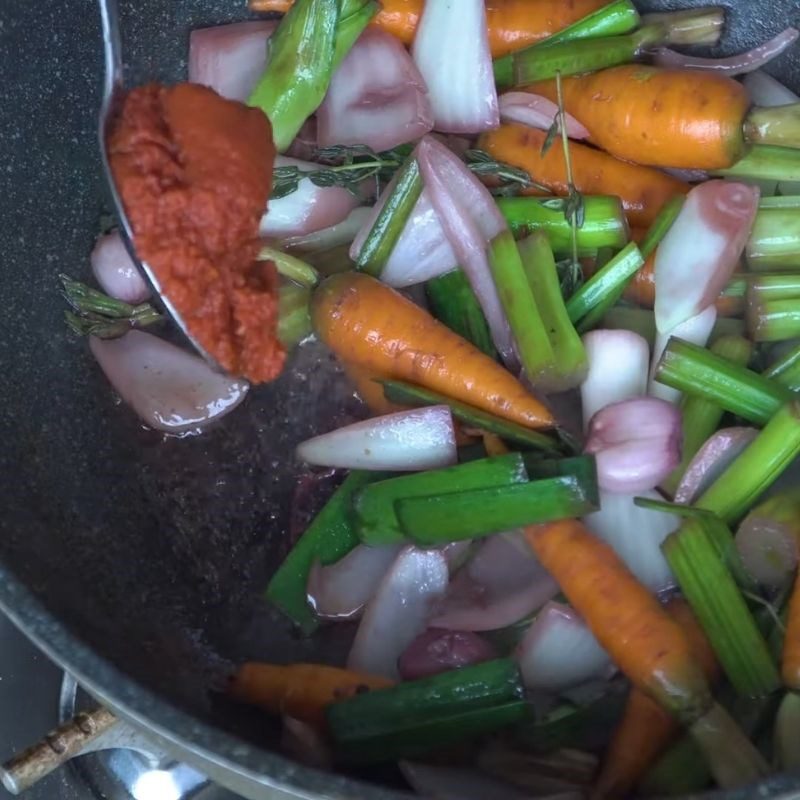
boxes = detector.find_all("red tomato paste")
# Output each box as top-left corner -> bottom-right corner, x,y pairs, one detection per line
108,82 -> 285,384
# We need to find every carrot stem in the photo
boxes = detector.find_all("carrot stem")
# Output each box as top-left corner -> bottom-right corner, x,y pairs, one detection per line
745,103 -> 800,151
713,144 -> 800,182
640,6 -> 725,45
277,284 -> 313,347
696,400 -> 800,524
638,733 -> 711,796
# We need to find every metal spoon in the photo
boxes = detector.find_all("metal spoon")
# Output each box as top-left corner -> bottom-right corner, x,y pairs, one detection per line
96,0 -> 220,369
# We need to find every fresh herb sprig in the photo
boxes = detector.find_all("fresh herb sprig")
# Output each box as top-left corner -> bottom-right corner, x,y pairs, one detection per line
271,144 -> 546,200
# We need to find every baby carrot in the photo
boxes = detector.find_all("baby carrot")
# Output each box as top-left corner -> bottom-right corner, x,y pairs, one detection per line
229,662 -> 393,726
478,123 -> 688,228
312,273 -> 554,429
248,0 -> 609,57
340,360 -> 406,417
592,598 -> 720,799
527,65 -> 752,170
783,569 -> 800,691
523,519 -> 711,723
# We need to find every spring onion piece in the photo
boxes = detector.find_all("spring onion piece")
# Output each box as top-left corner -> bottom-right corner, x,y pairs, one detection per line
306,543 -> 402,620
426,270 -> 497,359
277,283 -> 313,347
653,338 -> 794,426
267,470 -> 389,633
90,231 -> 150,304
584,489 -> 677,592
431,531 -> 559,633
380,380 -> 563,454
674,427 -> 760,507
89,331 -> 248,434
695,400 -> 800,523
398,629 -> 498,681
396,458 -> 599,544
316,28 -> 433,152
654,181 -> 760,333
353,453 -> 529,546
515,602 -> 613,693
498,92 -> 590,139
296,405 -> 457,471
775,692 -> 800,770
248,0 -> 340,152
746,207 -> 800,271
764,342 -> 800,391
327,658 -> 528,763
347,546 -> 449,679
351,153 -> 423,278
662,516 -> 780,697
735,491 -> 800,592
283,207 -> 371,256
747,299 -> 800,342
566,243 -> 644,325
411,0 -> 498,134
585,397 -> 681,493
712,145 -> 800,183
580,329 -> 650,430
662,336 -> 754,498
488,230 -> 556,387
258,246 -> 319,288
519,232 -> 587,390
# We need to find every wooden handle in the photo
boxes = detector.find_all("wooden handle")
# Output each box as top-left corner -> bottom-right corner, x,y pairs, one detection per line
0,707 -> 117,794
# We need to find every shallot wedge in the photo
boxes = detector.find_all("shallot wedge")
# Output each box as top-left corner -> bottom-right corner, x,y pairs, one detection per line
348,546 -> 449,680
188,21 -> 277,101
431,531 -> 558,632
317,28 -> 433,151
412,0 -> 499,134
580,330 -> 650,430
296,406 -> 457,471
283,207 -> 372,254
307,543 -> 403,620
398,628 -> 497,680
585,397 -> 682,494
674,426 -> 759,505
654,28 -> 799,75
90,230 -> 150,304
89,331 -> 248,434
654,180 -> 759,333
515,602 -> 613,693
649,306 -> 718,404
260,156 -> 364,239
584,490 -> 676,592
416,136 -> 516,364
499,92 -> 590,139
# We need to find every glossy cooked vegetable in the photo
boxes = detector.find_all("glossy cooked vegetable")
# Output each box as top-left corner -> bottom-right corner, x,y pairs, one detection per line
249,0 -> 610,57
311,272 -> 554,429
479,122 -> 688,227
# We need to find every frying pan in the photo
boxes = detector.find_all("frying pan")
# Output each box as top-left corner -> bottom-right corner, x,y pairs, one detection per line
0,1 -> 799,798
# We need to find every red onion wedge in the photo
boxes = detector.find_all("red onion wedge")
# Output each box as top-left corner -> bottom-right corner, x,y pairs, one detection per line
90,230 -> 150,305
348,546 -> 449,680
284,117 -> 318,163
431,531 -> 558,632
398,628 -> 498,681
585,397 -> 682,494
188,21 -> 277,102
416,135 -> 516,365
654,180 -> 759,334
317,28 -> 434,152
412,0 -> 499,134
515,602 -> 613,693
306,544 -> 403,620
499,92 -> 590,140
282,207 -> 372,254
584,490 -> 676,592
580,330 -> 650,430
399,761 -> 534,800
296,405 -> 457,471
440,540 -> 474,573
650,306 -> 718,404
736,498 -> 800,592
653,28 -> 799,75
260,156 -> 364,239
674,426 -> 759,505
89,331 -> 249,434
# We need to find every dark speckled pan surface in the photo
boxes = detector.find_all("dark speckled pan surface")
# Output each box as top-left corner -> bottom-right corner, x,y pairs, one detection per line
0,2 -> 798,798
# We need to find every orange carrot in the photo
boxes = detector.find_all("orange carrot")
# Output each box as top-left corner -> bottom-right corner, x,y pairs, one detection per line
783,569 -> 800,691
592,598 -> 720,799
229,662 -> 393,726
523,519 -> 712,723
340,360 -> 406,417
478,123 -> 688,229
312,272 -> 554,429
248,0 -> 608,58
527,65 -> 751,170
